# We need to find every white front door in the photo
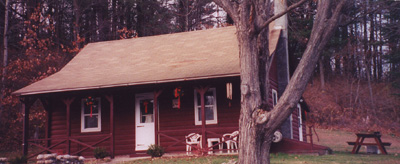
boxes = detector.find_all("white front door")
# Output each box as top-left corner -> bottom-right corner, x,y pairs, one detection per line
135,93 -> 155,151
297,104 -> 303,141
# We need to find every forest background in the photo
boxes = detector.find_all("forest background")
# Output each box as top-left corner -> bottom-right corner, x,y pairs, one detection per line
0,0 -> 399,152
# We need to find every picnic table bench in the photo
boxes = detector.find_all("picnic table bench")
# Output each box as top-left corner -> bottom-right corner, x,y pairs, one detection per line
347,132 -> 391,155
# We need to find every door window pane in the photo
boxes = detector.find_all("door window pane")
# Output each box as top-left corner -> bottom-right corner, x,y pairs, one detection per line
140,99 -> 154,123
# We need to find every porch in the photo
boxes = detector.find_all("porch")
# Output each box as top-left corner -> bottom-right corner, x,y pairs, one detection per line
21,95 -> 116,159
20,80 -> 242,159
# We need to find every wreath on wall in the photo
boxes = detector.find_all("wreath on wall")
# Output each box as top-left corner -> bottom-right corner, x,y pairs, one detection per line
85,96 -> 95,117
173,87 -> 184,109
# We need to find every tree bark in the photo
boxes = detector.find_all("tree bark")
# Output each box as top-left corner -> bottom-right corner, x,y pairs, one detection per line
371,13 -> 377,81
73,0 -> 80,44
363,1 -> 376,115
185,0 -> 189,31
112,0 -> 117,39
213,0 -> 347,163
319,57 -> 325,90
366,64 -> 376,114
236,28 -> 270,164
378,13 -> 383,81
1,0 -> 9,109
177,0 -> 189,32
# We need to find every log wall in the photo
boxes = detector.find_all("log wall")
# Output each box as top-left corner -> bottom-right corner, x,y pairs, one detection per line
47,75 -> 299,156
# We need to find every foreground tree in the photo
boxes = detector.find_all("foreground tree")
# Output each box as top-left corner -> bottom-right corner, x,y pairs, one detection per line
1,0 -> 9,109
212,0 -> 348,163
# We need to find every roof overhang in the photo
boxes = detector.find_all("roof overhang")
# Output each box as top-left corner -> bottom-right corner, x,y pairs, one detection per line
14,73 -> 240,96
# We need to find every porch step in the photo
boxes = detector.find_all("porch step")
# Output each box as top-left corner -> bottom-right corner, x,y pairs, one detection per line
271,138 -> 332,155
129,151 -> 150,158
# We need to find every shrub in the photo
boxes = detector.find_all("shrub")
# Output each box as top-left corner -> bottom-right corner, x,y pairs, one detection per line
9,155 -> 27,164
146,144 -> 165,158
93,147 -> 110,159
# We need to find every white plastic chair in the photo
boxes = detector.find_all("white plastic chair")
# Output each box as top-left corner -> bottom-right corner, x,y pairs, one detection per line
185,133 -> 202,154
222,131 -> 239,153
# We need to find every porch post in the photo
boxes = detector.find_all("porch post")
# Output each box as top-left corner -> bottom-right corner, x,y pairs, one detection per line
63,98 -> 75,155
195,86 -> 209,153
40,98 -> 52,151
153,90 -> 163,145
21,97 -> 36,156
105,95 -> 114,158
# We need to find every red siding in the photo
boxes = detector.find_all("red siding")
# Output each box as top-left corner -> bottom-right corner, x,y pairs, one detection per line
291,106 -> 307,142
46,76 -> 302,156
158,78 -> 241,152
48,97 -> 112,156
292,107 -> 299,140
269,50 -> 278,83
113,93 -> 136,155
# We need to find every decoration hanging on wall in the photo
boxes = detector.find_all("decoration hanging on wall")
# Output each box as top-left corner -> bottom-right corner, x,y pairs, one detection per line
143,101 -> 149,114
173,87 -> 184,109
226,83 -> 233,107
85,96 -> 95,117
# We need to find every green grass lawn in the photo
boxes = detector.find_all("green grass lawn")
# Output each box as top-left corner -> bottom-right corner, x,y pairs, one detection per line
121,152 -> 400,164
270,152 -> 400,164
3,128 -> 400,164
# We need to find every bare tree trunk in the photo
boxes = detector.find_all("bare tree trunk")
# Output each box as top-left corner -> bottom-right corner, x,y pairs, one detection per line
319,57 -> 325,90
349,78 -> 355,109
363,1 -> 376,115
335,54 -> 341,75
366,66 -> 376,114
371,14 -> 377,81
355,79 -> 360,108
236,28 -> 271,164
378,13 -> 383,80
73,0 -> 80,45
214,0 -> 347,163
185,0 -> 189,31
1,0 -> 10,109
176,0 -> 190,32
112,0 -> 117,39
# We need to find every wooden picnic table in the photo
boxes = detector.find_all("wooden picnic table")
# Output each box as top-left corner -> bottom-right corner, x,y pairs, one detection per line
347,132 -> 391,155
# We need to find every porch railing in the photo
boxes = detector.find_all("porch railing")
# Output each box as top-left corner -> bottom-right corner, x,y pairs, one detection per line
27,134 -> 111,159
158,126 -> 238,154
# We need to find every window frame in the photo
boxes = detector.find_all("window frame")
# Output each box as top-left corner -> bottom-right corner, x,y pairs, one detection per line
194,88 -> 218,125
297,103 -> 303,141
81,97 -> 102,133
272,89 -> 278,106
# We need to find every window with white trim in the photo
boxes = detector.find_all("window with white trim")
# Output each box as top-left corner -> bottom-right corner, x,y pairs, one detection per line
272,89 -> 278,106
81,97 -> 101,132
194,88 -> 218,125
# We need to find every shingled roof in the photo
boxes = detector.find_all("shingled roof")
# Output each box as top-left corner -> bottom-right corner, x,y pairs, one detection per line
14,26 -> 241,96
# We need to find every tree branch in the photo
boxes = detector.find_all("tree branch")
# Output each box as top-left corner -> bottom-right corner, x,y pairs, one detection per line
256,0 -> 309,35
256,0 -> 348,128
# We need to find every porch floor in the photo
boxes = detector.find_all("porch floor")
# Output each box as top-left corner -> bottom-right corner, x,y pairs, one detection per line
99,139 -> 332,163
108,151 -> 239,163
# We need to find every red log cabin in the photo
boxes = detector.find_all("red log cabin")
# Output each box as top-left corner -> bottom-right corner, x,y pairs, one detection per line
14,26 -> 326,158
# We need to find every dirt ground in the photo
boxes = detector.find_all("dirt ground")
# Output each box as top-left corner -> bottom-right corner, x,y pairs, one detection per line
313,128 -> 400,154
